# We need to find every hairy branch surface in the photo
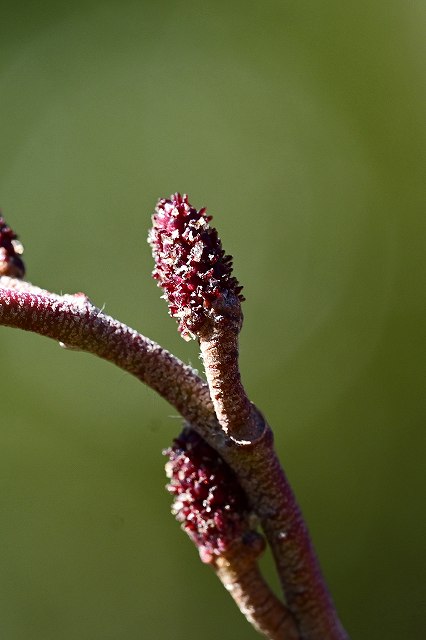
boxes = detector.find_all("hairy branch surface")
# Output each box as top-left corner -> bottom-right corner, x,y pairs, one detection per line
0,276 -> 348,640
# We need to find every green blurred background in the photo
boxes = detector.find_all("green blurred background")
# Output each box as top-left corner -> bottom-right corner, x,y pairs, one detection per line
1,1 -> 425,638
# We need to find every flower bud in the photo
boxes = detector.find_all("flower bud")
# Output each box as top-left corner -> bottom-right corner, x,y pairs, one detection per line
0,216 -> 25,278
164,428 -> 258,564
148,194 -> 243,340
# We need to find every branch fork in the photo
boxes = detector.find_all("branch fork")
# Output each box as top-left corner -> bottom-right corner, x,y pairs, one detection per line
0,200 -> 349,640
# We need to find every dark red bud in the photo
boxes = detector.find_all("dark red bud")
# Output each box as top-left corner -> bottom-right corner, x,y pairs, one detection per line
164,428 -> 254,564
0,216 -> 25,278
148,194 -> 244,340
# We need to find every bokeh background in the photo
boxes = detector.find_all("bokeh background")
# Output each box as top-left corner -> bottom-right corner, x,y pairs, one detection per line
1,1 -> 425,638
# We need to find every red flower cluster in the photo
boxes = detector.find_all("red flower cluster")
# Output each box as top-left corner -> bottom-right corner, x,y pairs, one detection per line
148,193 -> 244,340
164,428 -> 252,564
0,216 -> 25,278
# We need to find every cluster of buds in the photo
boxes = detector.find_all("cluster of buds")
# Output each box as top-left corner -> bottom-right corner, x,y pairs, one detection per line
0,216 -> 25,278
164,428 -> 260,564
154,194 -> 261,558
148,193 -> 244,340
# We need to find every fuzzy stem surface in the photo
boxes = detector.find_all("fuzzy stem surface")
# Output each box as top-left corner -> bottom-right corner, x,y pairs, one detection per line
194,301 -> 348,638
219,429 -> 349,640
0,277 -> 348,640
214,542 -> 300,640
199,322 -> 263,441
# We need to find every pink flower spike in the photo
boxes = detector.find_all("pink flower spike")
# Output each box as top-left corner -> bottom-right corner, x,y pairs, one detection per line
164,428 -> 256,564
148,193 -> 244,340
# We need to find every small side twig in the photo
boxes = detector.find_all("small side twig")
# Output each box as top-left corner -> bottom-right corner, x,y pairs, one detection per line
198,314 -> 264,442
214,542 -> 299,640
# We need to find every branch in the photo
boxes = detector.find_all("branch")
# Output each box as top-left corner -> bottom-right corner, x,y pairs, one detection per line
0,276 -> 214,431
1,198 -> 350,640
148,193 -> 349,640
222,430 -> 348,640
214,542 -> 299,640
0,277 -> 346,639
0,277 -> 297,639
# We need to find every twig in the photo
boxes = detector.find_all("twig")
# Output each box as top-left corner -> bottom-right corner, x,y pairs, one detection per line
214,541 -> 299,640
0,279 -> 347,638
0,198 -> 350,640
0,276 -> 214,431
148,193 -> 349,640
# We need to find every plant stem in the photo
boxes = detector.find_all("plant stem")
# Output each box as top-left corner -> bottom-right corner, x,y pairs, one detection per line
220,429 -> 349,640
195,302 -> 348,640
0,277 -> 348,639
199,322 -> 264,441
214,540 -> 300,640
0,277 -> 214,428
